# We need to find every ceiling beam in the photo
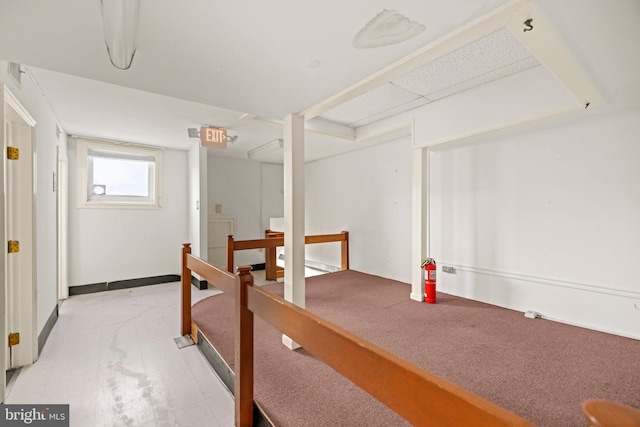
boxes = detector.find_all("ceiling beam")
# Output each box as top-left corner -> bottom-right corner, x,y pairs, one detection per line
248,115 -> 355,141
301,0 -> 524,121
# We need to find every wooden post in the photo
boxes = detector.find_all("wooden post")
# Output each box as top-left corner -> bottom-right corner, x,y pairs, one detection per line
181,243 -> 192,336
226,235 -> 234,273
265,230 -> 277,281
341,231 -> 349,270
235,266 -> 254,427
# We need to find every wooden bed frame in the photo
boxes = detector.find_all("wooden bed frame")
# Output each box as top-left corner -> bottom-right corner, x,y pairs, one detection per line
180,244 -> 637,427
226,230 -> 349,279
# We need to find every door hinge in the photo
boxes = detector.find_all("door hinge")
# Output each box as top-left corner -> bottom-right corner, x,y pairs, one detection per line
7,146 -> 19,160
8,240 -> 20,253
8,332 -> 20,347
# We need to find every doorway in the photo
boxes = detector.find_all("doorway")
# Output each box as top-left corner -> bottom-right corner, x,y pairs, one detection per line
208,216 -> 236,269
1,86 -> 37,402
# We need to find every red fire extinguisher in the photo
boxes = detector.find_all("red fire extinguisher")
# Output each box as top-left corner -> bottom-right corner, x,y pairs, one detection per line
422,258 -> 437,304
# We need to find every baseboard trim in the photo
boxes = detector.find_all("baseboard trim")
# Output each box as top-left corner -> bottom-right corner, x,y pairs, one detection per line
196,329 -> 273,427
191,275 -> 208,290
69,274 -> 181,296
250,263 -> 266,271
69,282 -> 107,295
38,303 -> 58,356
438,263 -> 640,340
439,262 -> 640,299
197,329 -> 234,393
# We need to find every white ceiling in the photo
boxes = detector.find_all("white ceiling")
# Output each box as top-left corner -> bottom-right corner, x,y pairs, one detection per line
1,0 -> 639,162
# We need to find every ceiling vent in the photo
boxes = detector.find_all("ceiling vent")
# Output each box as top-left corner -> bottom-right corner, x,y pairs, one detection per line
304,0 -> 603,148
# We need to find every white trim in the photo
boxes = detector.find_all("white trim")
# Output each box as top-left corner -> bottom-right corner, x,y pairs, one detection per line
1,86 -> 38,384
3,86 -> 36,127
76,138 -> 163,209
439,262 -> 640,299
506,1 -> 604,108
282,334 -> 301,350
57,148 -> 69,300
244,116 -> 356,141
1,86 -> 6,402
68,134 -> 166,151
304,118 -> 355,141
417,104 -> 582,148
355,119 -> 413,145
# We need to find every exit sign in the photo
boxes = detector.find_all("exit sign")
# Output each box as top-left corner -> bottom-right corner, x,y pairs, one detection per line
200,126 -> 227,149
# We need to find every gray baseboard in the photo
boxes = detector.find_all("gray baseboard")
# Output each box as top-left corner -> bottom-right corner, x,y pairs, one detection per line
69,274 -> 181,296
38,303 -> 58,356
191,275 -> 208,290
196,329 -> 273,427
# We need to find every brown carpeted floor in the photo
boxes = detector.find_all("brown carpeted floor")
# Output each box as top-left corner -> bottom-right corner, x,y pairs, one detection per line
192,270 -> 640,427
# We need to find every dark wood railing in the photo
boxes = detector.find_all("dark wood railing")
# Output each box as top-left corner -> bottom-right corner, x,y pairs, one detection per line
226,230 -> 349,279
181,243 -> 543,427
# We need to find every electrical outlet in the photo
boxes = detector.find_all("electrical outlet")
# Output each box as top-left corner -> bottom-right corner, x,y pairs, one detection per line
524,310 -> 541,319
442,266 -> 456,274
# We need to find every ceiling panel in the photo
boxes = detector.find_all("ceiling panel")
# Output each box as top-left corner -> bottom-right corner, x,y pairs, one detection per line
392,28 -> 539,97
427,57 -> 540,101
319,83 -> 422,126
349,97 -> 429,128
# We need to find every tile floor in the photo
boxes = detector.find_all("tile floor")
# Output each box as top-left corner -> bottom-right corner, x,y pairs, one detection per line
6,279 -> 235,427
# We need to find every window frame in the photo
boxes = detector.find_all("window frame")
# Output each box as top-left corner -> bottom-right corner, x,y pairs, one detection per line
76,138 -> 163,209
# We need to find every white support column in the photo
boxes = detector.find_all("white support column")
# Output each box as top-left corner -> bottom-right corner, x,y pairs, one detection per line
411,147 -> 429,301
283,113 -> 305,349
198,147 -> 208,260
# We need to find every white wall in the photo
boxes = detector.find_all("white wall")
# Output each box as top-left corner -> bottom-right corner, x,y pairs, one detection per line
305,138 -> 413,282
68,144 -> 188,285
430,108 -> 640,339
207,156 -> 284,266
188,145 -> 207,259
304,104 -> 640,338
1,61 -> 62,335
261,163 -> 285,233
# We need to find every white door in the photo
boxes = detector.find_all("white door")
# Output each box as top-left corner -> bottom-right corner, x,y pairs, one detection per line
208,216 -> 236,269
2,87 -> 37,401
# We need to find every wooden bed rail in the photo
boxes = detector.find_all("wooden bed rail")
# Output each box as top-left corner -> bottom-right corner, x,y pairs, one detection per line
226,230 -> 349,279
181,243 -> 536,427
181,243 -> 239,335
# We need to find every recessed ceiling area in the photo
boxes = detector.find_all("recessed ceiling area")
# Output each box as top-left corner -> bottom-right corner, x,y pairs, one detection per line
1,0 -> 617,164
319,28 -> 541,128
305,0 -> 604,151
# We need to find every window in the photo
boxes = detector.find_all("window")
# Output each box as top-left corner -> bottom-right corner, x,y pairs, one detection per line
77,139 -> 162,208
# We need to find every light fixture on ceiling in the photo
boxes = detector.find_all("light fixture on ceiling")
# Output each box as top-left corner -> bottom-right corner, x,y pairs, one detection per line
247,139 -> 284,160
187,127 -> 238,143
353,9 -> 425,49
99,0 -> 141,70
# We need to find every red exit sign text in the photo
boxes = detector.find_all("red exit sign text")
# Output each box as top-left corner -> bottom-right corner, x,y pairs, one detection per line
200,127 -> 227,149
